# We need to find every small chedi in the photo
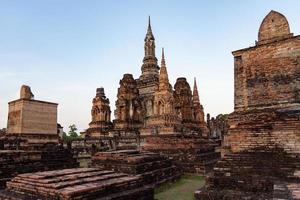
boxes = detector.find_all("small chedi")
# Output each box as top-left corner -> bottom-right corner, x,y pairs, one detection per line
91,149 -> 181,186
0,168 -> 154,200
196,10 -> 300,199
0,86 -> 78,189
86,87 -> 112,137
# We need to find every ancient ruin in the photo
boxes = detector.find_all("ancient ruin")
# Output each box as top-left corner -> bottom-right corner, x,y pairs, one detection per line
141,49 -> 182,135
0,168 -> 154,200
143,135 -> 220,174
91,150 -> 181,186
0,86 -> 79,189
196,10 -> 300,199
136,17 -> 160,120
113,74 -> 143,135
6,85 -> 58,148
86,87 -> 112,137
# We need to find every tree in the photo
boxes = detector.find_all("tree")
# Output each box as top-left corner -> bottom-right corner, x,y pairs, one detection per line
61,124 -> 79,142
68,124 -> 79,138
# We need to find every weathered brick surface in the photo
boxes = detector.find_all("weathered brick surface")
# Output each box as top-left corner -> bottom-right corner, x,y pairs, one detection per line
233,11 -> 300,112
143,135 -> 220,174
0,146 -> 78,189
0,168 -> 154,200
91,150 -> 181,186
113,74 -> 143,135
86,88 -> 112,137
196,11 -> 300,200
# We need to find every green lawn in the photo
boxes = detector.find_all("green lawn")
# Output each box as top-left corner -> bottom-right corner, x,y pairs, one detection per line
154,175 -> 205,200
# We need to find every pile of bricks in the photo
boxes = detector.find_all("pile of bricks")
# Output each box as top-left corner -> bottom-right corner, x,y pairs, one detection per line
143,134 -> 220,174
0,146 -> 78,189
0,168 -> 154,200
91,150 -> 181,186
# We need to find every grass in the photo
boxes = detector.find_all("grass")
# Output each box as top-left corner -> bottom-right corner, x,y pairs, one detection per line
154,175 -> 205,200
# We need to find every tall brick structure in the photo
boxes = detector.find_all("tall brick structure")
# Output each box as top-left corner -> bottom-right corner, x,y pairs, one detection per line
136,17 -> 160,119
113,74 -> 143,135
196,10 -> 300,199
7,85 -> 59,147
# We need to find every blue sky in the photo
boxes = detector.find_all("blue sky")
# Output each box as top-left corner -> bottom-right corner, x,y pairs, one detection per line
1,0 -> 300,131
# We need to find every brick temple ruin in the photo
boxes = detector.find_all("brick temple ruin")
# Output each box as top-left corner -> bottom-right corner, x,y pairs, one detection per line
81,17 -> 220,176
0,168 -> 154,200
196,10 -> 300,199
91,150 -> 181,186
0,86 -> 78,189
85,17 -> 208,137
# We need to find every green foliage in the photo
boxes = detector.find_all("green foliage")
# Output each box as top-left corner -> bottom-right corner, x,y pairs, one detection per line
61,124 -> 80,142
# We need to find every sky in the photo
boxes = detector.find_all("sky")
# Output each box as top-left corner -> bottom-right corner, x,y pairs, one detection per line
1,0 -> 300,132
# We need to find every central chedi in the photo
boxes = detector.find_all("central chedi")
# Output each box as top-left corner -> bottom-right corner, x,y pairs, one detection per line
85,17 -> 208,137
136,17 -> 160,119
141,48 -> 182,134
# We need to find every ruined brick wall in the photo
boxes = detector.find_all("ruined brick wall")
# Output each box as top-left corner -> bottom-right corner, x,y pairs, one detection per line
233,36 -> 300,111
7,99 -> 57,135
226,10 -> 300,155
224,109 -> 300,155
233,11 -> 300,111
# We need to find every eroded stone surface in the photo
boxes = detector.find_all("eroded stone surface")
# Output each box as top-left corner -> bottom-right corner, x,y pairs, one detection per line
91,149 -> 181,186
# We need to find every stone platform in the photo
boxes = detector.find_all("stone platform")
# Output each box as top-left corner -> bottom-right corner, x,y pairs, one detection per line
0,146 -> 78,189
91,150 -> 181,186
0,168 -> 154,200
143,135 -> 220,174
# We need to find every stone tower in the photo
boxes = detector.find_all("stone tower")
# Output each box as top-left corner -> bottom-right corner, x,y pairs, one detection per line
114,74 -> 143,135
136,17 -> 160,118
142,49 -> 182,135
86,88 -> 112,137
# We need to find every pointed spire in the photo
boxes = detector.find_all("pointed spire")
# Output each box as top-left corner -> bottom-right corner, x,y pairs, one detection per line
161,47 -> 165,67
145,16 -> 154,40
159,48 -> 170,90
193,78 -> 200,104
148,16 -> 152,32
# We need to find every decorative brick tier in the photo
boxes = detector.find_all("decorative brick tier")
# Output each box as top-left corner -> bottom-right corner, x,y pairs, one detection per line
0,168 -> 154,200
91,150 -> 181,186
0,146 -> 78,189
143,135 -> 220,174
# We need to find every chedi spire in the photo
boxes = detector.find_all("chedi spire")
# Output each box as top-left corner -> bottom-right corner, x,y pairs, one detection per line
193,78 -> 200,104
159,48 -> 171,91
